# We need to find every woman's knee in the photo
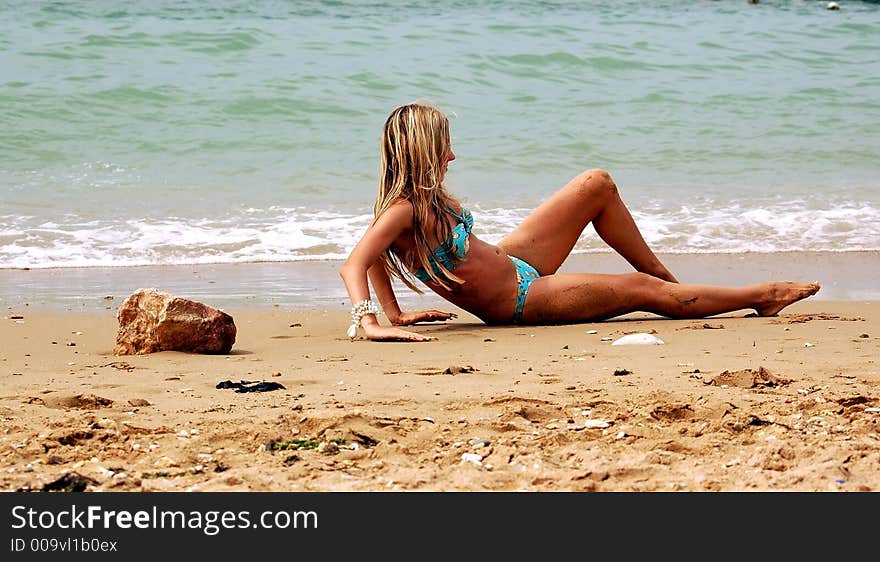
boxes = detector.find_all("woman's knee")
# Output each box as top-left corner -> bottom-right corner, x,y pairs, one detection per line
627,272 -> 662,288
622,272 -> 667,303
626,272 -> 684,311
574,168 -> 618,200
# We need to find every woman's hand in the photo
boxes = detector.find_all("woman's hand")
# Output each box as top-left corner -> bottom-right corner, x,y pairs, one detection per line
391,309 -> 458,326
363,324 -> 436,342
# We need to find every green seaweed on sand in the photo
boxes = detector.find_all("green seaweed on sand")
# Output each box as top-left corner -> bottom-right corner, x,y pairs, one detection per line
266,437 -> 346,451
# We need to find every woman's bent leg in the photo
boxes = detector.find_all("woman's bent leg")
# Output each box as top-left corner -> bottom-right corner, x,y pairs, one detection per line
497,169 -> 677,282
519,273 -> 820,324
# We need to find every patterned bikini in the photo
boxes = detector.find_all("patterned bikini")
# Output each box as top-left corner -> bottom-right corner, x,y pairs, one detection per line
412,206 -> 540,323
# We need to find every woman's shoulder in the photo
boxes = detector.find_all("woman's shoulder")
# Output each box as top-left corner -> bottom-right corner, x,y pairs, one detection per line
388,198 -> 413,212
377,198 -> 414,228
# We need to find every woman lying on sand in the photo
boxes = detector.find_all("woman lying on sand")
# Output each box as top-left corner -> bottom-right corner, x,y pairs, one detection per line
340,101 -> 820,342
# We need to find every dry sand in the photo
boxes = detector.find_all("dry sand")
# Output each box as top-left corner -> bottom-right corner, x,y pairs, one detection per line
1,299 -> 878,492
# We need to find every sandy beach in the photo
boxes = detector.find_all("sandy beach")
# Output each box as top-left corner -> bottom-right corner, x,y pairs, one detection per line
3,0 -> 879,507
1,294 -> 877,492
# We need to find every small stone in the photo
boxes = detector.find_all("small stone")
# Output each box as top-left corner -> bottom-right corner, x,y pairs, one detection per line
154,456 -> 178,468
460,453 -> 483,467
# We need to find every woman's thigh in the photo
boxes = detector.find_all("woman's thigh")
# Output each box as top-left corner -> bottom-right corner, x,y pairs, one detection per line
497,169 -> 613,275
519,272 -> 660,324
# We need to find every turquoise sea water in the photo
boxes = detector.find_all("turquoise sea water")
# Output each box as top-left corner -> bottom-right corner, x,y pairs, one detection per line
2,0 -> 880,269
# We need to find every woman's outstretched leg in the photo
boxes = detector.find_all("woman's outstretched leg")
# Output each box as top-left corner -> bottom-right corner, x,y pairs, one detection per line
520,272 -> 820,324
498,168 -> 678,282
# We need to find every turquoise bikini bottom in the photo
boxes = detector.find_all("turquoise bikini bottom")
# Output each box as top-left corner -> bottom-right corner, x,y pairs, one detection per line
510,255 -> 540,323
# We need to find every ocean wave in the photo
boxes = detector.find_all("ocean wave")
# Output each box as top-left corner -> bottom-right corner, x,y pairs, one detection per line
2,199 -> 878,269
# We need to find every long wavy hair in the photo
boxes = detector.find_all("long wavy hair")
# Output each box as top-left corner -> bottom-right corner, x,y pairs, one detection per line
373,101 -> 464,293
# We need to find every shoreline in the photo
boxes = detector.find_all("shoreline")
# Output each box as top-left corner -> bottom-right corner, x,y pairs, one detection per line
1,250 -> 878,314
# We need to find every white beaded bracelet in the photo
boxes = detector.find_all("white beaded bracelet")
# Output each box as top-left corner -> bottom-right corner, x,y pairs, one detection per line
347,299 -> 380,339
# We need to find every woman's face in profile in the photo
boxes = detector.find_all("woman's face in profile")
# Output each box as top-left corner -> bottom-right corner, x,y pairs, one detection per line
442,147 -> 455,178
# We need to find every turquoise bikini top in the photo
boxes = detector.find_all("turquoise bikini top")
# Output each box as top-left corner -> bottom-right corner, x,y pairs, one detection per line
413,206 -> 473,283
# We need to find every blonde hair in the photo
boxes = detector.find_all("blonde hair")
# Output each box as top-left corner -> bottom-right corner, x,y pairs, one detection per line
374,101 -> 463,292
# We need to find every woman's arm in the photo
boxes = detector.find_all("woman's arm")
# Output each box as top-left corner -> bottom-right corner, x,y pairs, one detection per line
339,201 -> 435,341
369,262 -> 457,326
368,262 -> 403,324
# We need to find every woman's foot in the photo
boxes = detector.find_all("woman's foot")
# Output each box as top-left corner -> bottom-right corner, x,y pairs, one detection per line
755,282 -> 821,317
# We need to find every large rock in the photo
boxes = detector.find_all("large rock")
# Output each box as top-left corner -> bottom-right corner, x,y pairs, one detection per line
114,288 -> 236,355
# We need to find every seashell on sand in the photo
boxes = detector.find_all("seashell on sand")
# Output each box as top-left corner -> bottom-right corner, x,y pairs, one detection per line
611,333 -> 665,346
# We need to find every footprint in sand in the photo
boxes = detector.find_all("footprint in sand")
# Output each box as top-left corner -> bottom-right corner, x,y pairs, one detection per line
27,393 -> 114,410
650,404 -> 695,422
706,366 -> 791,389
416,365 -> 478,376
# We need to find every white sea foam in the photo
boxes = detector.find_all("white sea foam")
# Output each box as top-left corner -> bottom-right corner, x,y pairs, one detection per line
1,197 -> 878,269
